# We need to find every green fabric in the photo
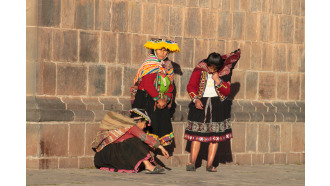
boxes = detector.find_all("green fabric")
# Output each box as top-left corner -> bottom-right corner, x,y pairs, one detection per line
159,76 -> 170,93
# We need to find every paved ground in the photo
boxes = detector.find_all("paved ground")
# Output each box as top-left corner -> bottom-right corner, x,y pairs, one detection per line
27,164 -> 304,186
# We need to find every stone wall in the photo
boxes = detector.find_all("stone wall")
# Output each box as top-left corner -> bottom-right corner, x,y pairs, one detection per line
26,0 -> 305,169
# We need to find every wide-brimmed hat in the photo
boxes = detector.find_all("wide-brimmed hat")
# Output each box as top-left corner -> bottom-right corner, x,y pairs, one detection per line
144,38 -> 180,52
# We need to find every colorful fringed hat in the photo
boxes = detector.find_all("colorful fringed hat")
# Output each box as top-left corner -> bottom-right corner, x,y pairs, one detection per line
129,108 -> 151,126
144,38 -> 180,52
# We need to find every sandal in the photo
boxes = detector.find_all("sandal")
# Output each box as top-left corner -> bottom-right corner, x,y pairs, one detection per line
206,166 -> 217,172
186,163 -> 196,171
145,167 -> 165,174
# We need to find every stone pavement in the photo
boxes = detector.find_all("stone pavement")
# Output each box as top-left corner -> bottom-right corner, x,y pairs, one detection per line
27,164 -> 304,186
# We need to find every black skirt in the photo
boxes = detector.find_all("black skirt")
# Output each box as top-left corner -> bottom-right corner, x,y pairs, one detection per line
132,89 -> 174,146
184,97 -> 233,143
94,137 -> 151,173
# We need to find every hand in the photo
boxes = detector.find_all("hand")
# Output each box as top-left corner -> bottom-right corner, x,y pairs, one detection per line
212,73 -> 221,85
195,99 -> 203,110
157,98 -> 167,109
159,146 -> 169,159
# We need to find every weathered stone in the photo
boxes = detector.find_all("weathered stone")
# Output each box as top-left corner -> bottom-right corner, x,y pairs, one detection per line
287,44 -> 299,72
27,0 -> 38,26
264,153 -> 274,164
123,67 -> 138,96
275,153 -> 287,164
272,0 -> 282,14
263,112 -> 275,122
264,102 -> 276,112
269,15 -> 279,42
273,44 -> 287,72
238,42 -> 251,70
301,153 -> 305,164
245,71 -> 258,100
249,112 -> 263,122
248,0 -> 261,12
300,74 -> 305,100
251,42 -> 262,70
39,158 -> 59,169
169,7 -> 184,36
301,0 -> 305,16
262,43 -> 273,71
276,73 -> 288,100
230,70 -> 245,99
74,0 -> 94,29
175,100 -> 191,113
285,102 -> 300,113
37,28 -> 52,61
27,159 -> 39,169
258,72 -> 276,100
72,110 -> 95,121
279,15 -> 294,43
35,96 -> 66,110
185,8 -> 201,37
88,65 -> 106,96
272,101 -> 288,112
179,69 -> 193,98
111,1 -> 128,32
246,124 -> 257,152
142,3 -> 156,34
27,124 -> 40,156
172,37 -> 183,65
292,0 -> 301,16
211,0 -> 221,9
239,101 -> 254,112
231,100 -> 242,112
261,0 -> 272,13
78,157 -> 94,168
118,98 -> 131,111
69,124 -> 85,156
232,12 -> 245,40
295,113 -> 305,122
95,0 -> 111,31
218,12 -> 232,39
274,112 -> 284,122
101,32 -> 117,63
40,124 -> 68,157
199,0 -> 211,8
258,124 -> 269,152
283,0 -> 292,15
280,123 -> 292,152
82,97 -> 103,110
59,158 -> 79,168
235,154 -> 251,165
27,109 -> 74,122
85,124 -> 100,156
172,111 -> 188,122
289,74 -> 300,100
107,66 -> 123,96
269,125 -> 280,152
61,0 -> 75,28
245,13 -> 258,41
294,17 -> 305,44
187,0 -> 199,7
159,0 -> 172,4
79,31 -> 99,63
222,0 -> 231,10
296,101 -> 305,112
292,123 -> 304,152
156,155 -> 172,167
131,34 -> 147,65
252,154 -> 263,165
57,64 -> 87,95
27,27 -> 37,61
251,101 -> 268,112
233,112 -> 250,122
53,30 -> 78,62
93,110 -> 109,121
231,123 -> 246,152
180,38 -> 194,68
287,153 -> 301,164
172,123 -> 184,155
202,9 -> 217,38
260,15 -> 270,42
118,33 -> 132,64
61,97 -> 86,110
155,5 -> 169,35
194,39 -> 209,63
36,62 -> 56,95
38,0 -> 61,27
99,98 -> 122,111
128,1 -> 142,33
298,45 -> 305,72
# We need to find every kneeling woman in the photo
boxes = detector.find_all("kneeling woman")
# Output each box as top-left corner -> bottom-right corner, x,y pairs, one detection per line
92,108 -> 169,174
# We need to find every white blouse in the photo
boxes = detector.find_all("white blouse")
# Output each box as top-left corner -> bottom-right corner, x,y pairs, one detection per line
203,74 -> 218,97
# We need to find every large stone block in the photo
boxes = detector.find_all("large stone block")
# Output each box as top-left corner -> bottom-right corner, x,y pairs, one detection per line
185,8 -> 201,37
111,1 -> 128,32
300,74 -> 305,100
37,28 -> 52,61
263,112 -> 276,122
27,159 -> 39,169
169,7 -> 184,36
59,158 -> 79,168
211,0 -> 221,9
294,17 -> 305,44
252,154 -> 263,165
62,97 -> 86,110
180,38 -> 195,68
27,27 -> 37,61
117,33 -> 132,64
237,41 -> 250,70
131,34 -> 147,65
79,157 -> 94,168
283,0 -> 292,15
298,45 -> 305,72
280,123 -> 292,152
85,124 -> 100,156
273,44 -> 287,72
202,9 -> 217,38
194,39 -> 209,63
128,1 -> 142,33
79,31 -> 100,62
142,4 -> 156,34
232,12 -> 245,40
287,44 -> 299,72
40,124 -> 68,157
245,13 -> 258,41
275,153 -> 287,164
61,0 -> 75,28
287,153 -> 301,164
95,0 -> 111,31
258,124 -> 269,153
88,65 -> 106,96
249,112 -> 263,122
187,0 -> 199,7
179,69 -> 193,98
269,125 -> 280,152
200,0 -> 211,8
289,73 -> 300,100
248,0 -> 261,12
123,67 -> 138,96
261,0 -> 272,13
99,98 -> 122,111
53,30 -> 78,62
258,72 -> 276,100
261,43 -> 273,71
172,123 -> 184,155
82,97 -> 103,110
230,70 -> 245,99
39,158 -> 59,169
101,32 -> 117,63
155,5 -> 169,36
272,101 -> 288,112
38,0 -> 61,27
107,66 -> 123,96
235,154 -> 251,165
279,15 -> 294,43
292,124 -> 304,152
27,124 -> 40,156
231,123 -> 246,153
218,12 -> 232,39
57,64 -> 87,95
250,42 -> 262,70
285,102 -> 300,113
171,155 -> 189,167
72,110 -> 95,121
276,73 -> 289,100
264,153 -> 274,164
272,0 -> 282,14
251,101 -> 268,112
36,62 -> 56,95
69,124 -> 85,156
246,124 -> 257,152
27,0 -> 38,26
301,0 -> 305,16
118,98 -> 131,111
245,71 -> 258,100
260,15 -> 270,42
269,15 -> 279,42
172,37 -> 183,65
292,0 -> 301,16
74,0 -> 94,29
